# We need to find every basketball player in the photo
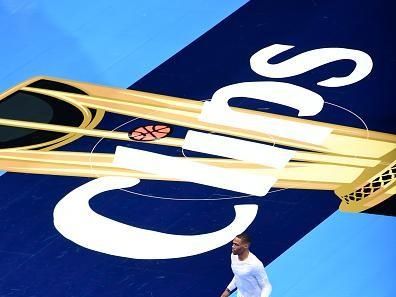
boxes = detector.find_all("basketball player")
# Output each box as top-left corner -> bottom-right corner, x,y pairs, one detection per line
220,233 -> 272,297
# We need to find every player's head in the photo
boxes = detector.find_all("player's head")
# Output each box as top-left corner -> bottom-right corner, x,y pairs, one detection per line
232,233 -> 251,255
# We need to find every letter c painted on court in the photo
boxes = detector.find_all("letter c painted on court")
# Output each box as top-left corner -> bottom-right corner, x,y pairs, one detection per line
53,176 -> 258,259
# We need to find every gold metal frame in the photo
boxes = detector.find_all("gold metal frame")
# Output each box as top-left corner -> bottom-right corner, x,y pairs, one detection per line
0,77 -> 105,151
0,76 -> 395,212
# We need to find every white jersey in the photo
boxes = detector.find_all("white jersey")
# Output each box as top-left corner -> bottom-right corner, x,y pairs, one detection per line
227,252 -> 272,297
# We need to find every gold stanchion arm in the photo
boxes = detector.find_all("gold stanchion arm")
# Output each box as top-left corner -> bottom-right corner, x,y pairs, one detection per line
0,150 -> 365,191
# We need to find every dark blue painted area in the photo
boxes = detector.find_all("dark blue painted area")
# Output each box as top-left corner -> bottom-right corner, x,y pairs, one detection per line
0,1 -> 395,297
132,0 -> 396,134
129,0 -> 396,295
0,172 -> 338,296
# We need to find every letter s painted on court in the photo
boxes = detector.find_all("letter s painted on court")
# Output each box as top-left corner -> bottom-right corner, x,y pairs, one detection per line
250,44 -> 373,87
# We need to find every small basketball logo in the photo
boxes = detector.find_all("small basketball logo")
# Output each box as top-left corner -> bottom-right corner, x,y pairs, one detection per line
128,125 -> 172,141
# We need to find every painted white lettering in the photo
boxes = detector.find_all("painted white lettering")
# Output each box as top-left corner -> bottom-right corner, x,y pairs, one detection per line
250,44 -> 373,87
53,176 -> 258,259
199,81 -> 331,145
113,146 -> 276,196
183,130 -> 295,169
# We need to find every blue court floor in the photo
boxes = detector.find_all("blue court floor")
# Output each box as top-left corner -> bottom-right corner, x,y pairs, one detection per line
1,1 -> 395,296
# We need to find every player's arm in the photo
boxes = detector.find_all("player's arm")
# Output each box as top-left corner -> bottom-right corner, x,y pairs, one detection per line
254,263 -> 272,297
220,277 -> 236,297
